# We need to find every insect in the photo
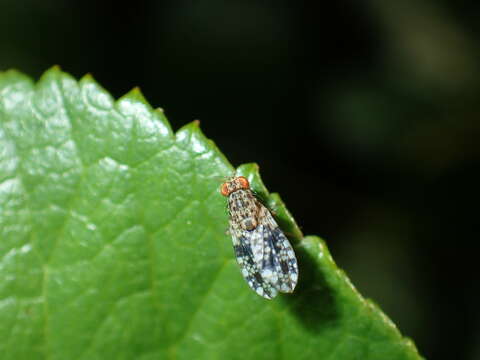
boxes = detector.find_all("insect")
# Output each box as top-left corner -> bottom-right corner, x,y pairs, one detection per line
220,176 -> 298,299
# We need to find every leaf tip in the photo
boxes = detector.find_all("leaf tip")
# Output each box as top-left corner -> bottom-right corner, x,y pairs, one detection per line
80,72 -> 97,83
175,120 -> 225,161
39,66 -> 72,84
48,64 -> 62,72
39,65 -> 63,79
121,86 -> 148,104
175,120 -> 202,142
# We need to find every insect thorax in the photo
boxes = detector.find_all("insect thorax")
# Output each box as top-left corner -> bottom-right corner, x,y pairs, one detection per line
228,189 -> 259,231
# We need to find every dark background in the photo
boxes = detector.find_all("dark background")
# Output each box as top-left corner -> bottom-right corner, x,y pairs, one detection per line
2,0 -> 479,358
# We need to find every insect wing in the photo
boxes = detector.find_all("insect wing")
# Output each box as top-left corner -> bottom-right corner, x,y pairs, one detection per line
229,205 -> 298,298
260,206 -> 299,293
230,222 -> 278,299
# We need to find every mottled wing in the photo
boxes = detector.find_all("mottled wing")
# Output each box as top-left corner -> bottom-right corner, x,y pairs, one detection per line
258,204 -> 299,293
230,220 -> 279,299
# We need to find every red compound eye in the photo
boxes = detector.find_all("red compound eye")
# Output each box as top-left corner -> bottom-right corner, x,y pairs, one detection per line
236,176 -> 250,190
220,182 -> 230,196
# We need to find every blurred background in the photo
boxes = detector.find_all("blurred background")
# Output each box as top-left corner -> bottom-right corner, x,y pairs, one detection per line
1,0 -> 479,358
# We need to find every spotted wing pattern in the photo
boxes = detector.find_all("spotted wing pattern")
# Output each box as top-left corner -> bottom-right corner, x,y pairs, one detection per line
232,232 -> 278,299
259,206 -> 298,293
228,190 -> 298,299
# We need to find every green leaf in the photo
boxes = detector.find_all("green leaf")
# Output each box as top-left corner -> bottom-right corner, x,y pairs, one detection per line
0,68 -> 422,360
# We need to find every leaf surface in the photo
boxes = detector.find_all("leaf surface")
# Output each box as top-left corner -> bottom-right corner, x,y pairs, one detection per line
0,68 -> 422,360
